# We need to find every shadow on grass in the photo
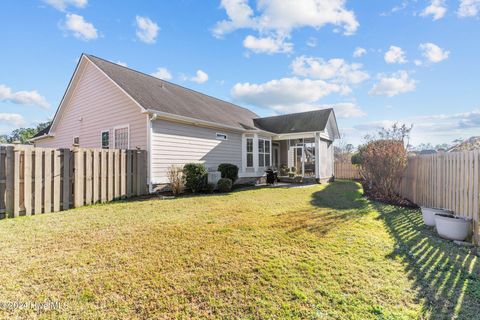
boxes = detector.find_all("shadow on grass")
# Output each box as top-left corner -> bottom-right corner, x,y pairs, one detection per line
375,203 -> 480,319
274,181 -> 372,237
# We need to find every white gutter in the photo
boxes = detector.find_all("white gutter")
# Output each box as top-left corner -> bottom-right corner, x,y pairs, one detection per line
143,109 -> 277,136
29,134 -> 55,142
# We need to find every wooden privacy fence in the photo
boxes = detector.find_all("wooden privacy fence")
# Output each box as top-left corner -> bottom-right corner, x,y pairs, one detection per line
0,146 -> 148,218
335,161 -> 361,180
398,151 -> 480,242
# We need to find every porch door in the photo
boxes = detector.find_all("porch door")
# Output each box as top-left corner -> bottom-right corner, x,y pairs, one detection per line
273,145 -> 280,168
294,146 -> 304,175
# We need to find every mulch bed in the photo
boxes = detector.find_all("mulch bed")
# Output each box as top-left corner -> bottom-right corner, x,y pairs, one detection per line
359,180 -> 418,209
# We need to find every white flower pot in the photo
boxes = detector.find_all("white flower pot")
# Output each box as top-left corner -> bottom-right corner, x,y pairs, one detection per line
421,207 -> 453,227
435,214 -> 472,241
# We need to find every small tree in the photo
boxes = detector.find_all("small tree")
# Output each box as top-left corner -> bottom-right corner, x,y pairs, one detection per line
167,165 -> 184,196
357,140 -> 407,198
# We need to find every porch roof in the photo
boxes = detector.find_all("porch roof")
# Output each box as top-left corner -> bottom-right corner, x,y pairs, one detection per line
253,108 -> 335,135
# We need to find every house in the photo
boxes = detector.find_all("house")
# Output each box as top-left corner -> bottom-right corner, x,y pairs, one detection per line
32,54 -> 340,191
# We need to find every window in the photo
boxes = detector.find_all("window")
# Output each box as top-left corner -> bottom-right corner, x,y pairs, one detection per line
258,139 -> 271,167
114,126 -> 129,149
246,138 -> 253,167
216,133 -> 228,140
73,136 -> 79,146
101,130 -> 110,149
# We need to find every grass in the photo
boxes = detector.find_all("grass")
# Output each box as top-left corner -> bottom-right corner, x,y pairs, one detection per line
0,181 -> 478,319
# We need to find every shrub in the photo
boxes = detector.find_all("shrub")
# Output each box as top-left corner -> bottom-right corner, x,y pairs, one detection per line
357,140 -> 407,198
183,163 -> 207,193
279,164 -> 289,176
217,178 -> 232,193
351,152 -> 362,166
218,163 -> 239,183
166,165 -> 184,196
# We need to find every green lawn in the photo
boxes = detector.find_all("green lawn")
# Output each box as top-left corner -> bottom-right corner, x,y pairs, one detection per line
0,181 -> 478,319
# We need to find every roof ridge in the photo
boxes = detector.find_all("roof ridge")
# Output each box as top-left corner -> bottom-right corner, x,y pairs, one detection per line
255,108 -> 333,120
84,53 -> 258,117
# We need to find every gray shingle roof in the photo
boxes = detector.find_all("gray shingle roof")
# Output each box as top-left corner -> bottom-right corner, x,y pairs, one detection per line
85,54 -> 259,130
253,109 -> 333,134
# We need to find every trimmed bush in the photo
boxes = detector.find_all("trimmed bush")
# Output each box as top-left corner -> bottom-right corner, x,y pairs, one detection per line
183,163 -> 207,193
218,163 -> 239,183
217,178 -> 232,193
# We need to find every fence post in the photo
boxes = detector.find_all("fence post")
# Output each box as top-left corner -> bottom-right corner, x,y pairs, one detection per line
5,146 -> 14,217
53,149 -> 61,212
74,149 -> 84,208
62,149 -> 71,210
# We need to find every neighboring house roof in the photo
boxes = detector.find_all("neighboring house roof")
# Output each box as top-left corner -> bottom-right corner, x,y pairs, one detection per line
253,109 -> 339,137
85,54 -> 259,131
33,124 -> 51,138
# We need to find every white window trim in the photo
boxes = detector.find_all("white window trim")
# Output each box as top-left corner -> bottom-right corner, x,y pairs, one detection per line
216,132 -> 228,140
72,135 -> 79,147
101,129 -> 110,149
113,124 -> 130,149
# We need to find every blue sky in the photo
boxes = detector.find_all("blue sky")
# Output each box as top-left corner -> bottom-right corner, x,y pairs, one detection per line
0,0 -> 479,146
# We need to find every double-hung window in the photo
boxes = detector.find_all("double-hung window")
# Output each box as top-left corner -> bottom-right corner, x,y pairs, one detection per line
258,139 -> 271,167
246,138 -> 253,167
114,126 -> 129,149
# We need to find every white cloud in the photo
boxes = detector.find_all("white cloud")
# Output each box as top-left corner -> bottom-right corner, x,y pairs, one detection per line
328,102 -> 366,118
458,0 -> 480,17
43,0 -> 87,11
0,84 -> 50,108
243,34 -> 293,54
0,113 -> 26,126
351,109 -> 480,146
419,42 -> 450,63
151,67 -> 172,80
135,16 -> 159,44
421,0 -> 447,20
291,56 -> 369,87
186,70 -> 209,84
384,46 -> 407,64
369,71 -> 417,97
231,77 -> 343,112
116,61 -> 128,67
353,47 -> 366,58
213,0 -> 359,54
63,13 -> 98,41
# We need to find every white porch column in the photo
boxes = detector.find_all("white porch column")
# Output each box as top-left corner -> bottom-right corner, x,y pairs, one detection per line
315,132 -> 320,180
253,133 -> 259,173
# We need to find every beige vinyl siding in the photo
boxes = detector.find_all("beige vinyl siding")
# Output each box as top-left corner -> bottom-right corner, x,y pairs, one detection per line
151,119 -> 242,183
34,61 -> 147,150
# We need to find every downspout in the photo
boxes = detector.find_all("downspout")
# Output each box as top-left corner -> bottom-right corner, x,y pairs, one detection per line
147,113 -> 154,194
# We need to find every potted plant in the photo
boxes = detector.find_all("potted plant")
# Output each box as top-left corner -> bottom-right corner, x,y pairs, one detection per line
435,214 -> 472,241
420,207 -> 453,226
